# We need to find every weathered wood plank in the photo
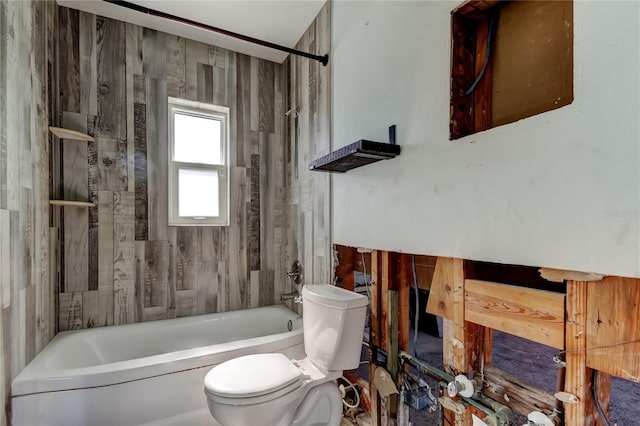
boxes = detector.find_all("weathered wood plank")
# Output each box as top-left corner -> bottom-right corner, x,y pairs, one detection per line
145,74 -> 168,241
62,134 -> 88,293
228,167 -> 247,310
142,240 -> 169,309
197,62 -> 214,103
113,191 -> 135,324
79,12 -> 97,116
249,154 -> 260,270
464,279 -> 565,349
175,227 -> 197,291
97,191 -> 114,326
197,261 -> 217,314
484,366 -> 556,417
258,60 -> 275,132
96,16 -> 126,140
58,7 -> 80,113
82,290 -> 98,328
125,22 -> 135,193
166,35 -> 186,98
133,102 -> 148,240
176,289 -> 196,318
59,292 -> 82,331
0,210 -> 10,309
97,138 -> 128,191
256,270 -> 273,308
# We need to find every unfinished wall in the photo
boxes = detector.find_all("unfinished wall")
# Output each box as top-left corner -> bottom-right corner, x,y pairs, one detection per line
0,0 -> 57,422
56,9 -> 289,330
331,1 -> 640,276
286,2 -> 332,290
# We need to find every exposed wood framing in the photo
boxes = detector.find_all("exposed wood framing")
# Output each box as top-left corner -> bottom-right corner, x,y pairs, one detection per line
483,365 -> 556,417
464,279 -> 565,349
539,267 -> 604,283
333,248 -> 635,426
565,280 -> 611,426
585,276 -> 640,382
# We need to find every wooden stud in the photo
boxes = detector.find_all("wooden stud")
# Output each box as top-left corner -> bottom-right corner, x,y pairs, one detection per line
565,280 -> 610,425
586,277 -> 640,381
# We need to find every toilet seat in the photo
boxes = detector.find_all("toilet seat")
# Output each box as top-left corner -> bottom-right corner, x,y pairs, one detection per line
205,353 -> 303,406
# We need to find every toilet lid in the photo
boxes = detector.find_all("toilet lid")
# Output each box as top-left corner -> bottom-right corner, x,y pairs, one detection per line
204,353 -> 301,398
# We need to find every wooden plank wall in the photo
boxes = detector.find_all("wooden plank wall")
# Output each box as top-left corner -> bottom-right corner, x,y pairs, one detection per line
0,1 -> 58,423
55,6 -> 331,329
285,2 -> 332,304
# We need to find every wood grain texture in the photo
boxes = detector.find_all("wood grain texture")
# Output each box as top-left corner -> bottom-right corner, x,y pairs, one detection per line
565,280 -> 603,426
464,279 -> 565,349
484,365 -> 556,417
586,277 -> 640,382
55,10 -> 296,329
426,257 -> 456,320
96,16 -> 126,140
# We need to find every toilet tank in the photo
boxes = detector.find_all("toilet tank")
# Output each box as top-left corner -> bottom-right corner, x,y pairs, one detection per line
301,285 -> 368,371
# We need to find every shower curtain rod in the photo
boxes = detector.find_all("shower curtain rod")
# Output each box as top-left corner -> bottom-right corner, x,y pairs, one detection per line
102,0 -> 329,66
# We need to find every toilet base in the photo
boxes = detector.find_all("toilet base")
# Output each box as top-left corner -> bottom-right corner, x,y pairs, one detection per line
291,381 -> 343,426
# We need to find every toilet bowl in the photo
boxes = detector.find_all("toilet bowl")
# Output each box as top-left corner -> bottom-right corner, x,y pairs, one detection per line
204,284 -> 368,426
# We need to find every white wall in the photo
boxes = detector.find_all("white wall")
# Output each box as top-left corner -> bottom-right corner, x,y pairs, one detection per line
331,1 -> 640,276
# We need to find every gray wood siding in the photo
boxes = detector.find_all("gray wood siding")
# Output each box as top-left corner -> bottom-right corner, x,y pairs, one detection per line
0,0 -> 58,422
55,8 -> 332,328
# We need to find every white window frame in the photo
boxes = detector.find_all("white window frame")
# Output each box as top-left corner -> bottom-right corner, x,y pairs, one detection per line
168,97 -> 230,226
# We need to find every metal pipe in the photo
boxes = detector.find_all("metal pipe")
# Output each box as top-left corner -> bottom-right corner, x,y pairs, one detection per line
102,0 -> 329,66
400,351 -> 512,424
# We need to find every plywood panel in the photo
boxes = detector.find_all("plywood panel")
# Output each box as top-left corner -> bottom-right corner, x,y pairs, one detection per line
465,279 -> 565,349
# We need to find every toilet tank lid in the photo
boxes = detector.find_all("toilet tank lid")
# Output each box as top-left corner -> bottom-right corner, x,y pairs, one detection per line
204,353 -> 301,398
303,285 -> 368,309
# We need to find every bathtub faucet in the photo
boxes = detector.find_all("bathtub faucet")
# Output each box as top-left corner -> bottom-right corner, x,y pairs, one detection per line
281,291 -> 302,304
286,261 -> 303,286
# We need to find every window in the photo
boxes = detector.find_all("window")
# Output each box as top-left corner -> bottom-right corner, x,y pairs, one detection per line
168,98 -> 229,226
450,0 -> 573,139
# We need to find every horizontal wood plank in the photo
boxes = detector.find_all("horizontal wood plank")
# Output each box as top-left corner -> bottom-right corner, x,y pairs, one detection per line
484,365 -> 556,417
464,279 -> 565,349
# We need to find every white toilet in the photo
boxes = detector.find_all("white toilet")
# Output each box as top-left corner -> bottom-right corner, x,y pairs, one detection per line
204,284 -> 368,426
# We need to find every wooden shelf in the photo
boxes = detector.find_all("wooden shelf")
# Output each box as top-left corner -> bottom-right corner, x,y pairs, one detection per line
309,125 -> 400,173
49,200 -> 96,207
48,126 -> 95,142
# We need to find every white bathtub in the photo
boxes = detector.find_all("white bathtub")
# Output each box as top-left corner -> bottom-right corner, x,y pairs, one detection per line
12,305 -> 304,426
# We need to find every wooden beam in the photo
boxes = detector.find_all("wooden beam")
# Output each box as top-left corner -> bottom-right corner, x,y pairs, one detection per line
398,255 -> 411,353
565,280 -> 611,426
464,279 -> 565,349
539,267 -> 604,283
483,365 -> 556,417
426,257 -> 455,320
586,277 -> 640,382
369,250 -> 382,426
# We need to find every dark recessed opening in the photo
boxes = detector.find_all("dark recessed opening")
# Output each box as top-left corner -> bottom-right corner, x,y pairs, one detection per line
450,0 -> 574,140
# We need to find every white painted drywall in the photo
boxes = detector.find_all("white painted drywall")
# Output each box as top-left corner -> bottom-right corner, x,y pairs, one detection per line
331,1 -> 640,276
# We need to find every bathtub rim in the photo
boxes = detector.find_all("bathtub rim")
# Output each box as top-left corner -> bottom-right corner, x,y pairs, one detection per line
12,305 -> 302,397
